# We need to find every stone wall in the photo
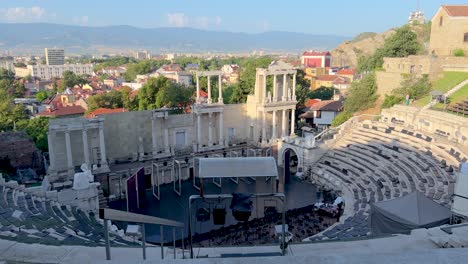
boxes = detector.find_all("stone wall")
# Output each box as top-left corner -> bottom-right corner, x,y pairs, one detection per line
375,71 -> 403,96
0,131 -> 42,171
377,55 -> 468,96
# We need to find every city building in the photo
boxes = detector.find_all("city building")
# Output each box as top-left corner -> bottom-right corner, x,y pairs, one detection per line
429,5 -> 468,56
313,75 -> 345,89
133,50 -> 151,60
0,56 -> 14,72
337,68 -> 357,82
221,64 -> 240,83
299,97 -> 343,129
301,51 -> 332,68
408,10 -> 426,24
28,64 -> 94,80
45,48 -> 65,65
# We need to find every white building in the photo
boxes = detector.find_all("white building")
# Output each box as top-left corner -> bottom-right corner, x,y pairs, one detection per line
45,48 -> 65,66
299,99 -> 343,129
0,57 -> 14,72
28,64 -> 94,80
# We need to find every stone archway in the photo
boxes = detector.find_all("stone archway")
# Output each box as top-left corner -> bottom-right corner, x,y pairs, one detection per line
278,147 -> 302,184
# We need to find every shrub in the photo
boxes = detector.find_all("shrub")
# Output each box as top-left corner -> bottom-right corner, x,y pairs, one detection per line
454,49 -> 465,57
382,95 -> 403,109
331,111 -> 353,127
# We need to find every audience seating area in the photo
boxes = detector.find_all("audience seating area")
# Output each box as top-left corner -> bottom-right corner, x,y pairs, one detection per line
447,100 -> 468,116
306,120 -> 466,242
0,184 -> 136,246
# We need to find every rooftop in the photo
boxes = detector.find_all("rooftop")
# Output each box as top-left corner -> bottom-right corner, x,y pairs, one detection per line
86,108 -> 128,118
303,51 -> 331,56
309,100 -> 343,111
442,5 -> 468,17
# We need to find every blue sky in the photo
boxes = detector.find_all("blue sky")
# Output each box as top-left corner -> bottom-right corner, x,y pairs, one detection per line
0,1 -> 467,36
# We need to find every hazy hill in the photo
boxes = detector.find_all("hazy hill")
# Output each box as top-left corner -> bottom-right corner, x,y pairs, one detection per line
0,23 -> 348,54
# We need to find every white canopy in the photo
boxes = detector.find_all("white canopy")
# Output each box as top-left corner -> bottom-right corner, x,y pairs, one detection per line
198,157 -> 278,179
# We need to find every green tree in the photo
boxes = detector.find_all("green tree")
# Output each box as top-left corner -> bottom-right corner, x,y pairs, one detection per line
35,90 -> 49,102
358,26 -> 422,72
98,73 -> 110,82
294,69 -> 311,105
16,117 -> 50,151
138,76 -> 172,110
230,57 -> 272,103
392,74 -> 431,100
59,71 -> 88,92
309,86 -> 337,101
343,73 -> 378,113
86,90 -> 124,112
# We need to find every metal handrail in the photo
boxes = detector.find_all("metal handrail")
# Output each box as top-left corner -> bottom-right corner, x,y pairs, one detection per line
99,208 -> 185,261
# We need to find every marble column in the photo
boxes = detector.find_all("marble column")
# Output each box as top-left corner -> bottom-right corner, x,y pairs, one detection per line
65,130 -> 73,174
292,73 -> 297,101
47,132 -> 56,174
99,125 -> 108,169
151,116 -> 158,157
218,75 -> 223,104
196,75 -> 200,103
208,112 -> 213,147
282,74 -> 287,101
290,109 -> 296,136
271,111 -> 277,140
82,128 -> 90,167
197,113 -> 202,149
218,112 -> 224,146
262,111 -> 267,144
207,76 -> 212,104
263,74 -> 267,103
273,74 -> 277,102
282,109 -> 287,137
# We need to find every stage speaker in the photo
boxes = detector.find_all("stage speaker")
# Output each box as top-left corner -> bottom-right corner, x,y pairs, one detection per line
213,208 -> 227,225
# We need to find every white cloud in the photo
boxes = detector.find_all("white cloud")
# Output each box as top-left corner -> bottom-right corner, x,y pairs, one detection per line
167,13 -> 188,27
73,15 -> 89,25
0,6 -> 46,21
167,13 -> 222,29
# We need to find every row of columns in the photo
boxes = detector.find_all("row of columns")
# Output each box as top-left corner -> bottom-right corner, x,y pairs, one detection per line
48,123 -> 108,176
271,73 -> 296,102
261,108 -> 295,143
196,111 -> 224,149
196,74 -> 223,104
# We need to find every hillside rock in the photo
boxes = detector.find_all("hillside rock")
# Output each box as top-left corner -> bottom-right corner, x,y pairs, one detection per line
331,29 -> 396,68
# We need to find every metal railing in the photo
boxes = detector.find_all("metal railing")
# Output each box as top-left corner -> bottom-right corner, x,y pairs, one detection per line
99,208 -> 185,260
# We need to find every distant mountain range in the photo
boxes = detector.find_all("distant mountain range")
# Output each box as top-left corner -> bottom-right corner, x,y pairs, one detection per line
0,23 -> 349,54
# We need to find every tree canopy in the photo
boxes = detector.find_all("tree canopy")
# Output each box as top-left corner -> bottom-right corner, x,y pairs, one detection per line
358,26 -> 422,73
343,73 -> 378,113
58,71 -> 88,92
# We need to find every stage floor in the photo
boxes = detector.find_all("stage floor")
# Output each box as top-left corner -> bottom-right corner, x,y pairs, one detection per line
110,169 -> 318,244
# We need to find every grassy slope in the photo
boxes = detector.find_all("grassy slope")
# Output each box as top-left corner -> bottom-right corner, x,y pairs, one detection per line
413,72 -> 468,107
432,83 -> 468,110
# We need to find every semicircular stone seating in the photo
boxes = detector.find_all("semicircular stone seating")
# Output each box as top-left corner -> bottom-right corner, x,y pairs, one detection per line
306,120 -> 466,241
0,183 -> 137,246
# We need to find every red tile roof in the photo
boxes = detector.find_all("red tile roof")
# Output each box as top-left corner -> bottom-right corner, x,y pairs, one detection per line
37,105 -> 86,117
195,90 -> 208,98
442,5 -> 468,17
305,99 -> 321,108
302,51 -> 331,56
316,75 -> 340,81
309,100 -> 343,112
86,108 -> 127,118
337,69 -> 356,75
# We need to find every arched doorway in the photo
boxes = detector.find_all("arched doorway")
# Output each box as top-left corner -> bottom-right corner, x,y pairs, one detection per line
283,148 -> 299,184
